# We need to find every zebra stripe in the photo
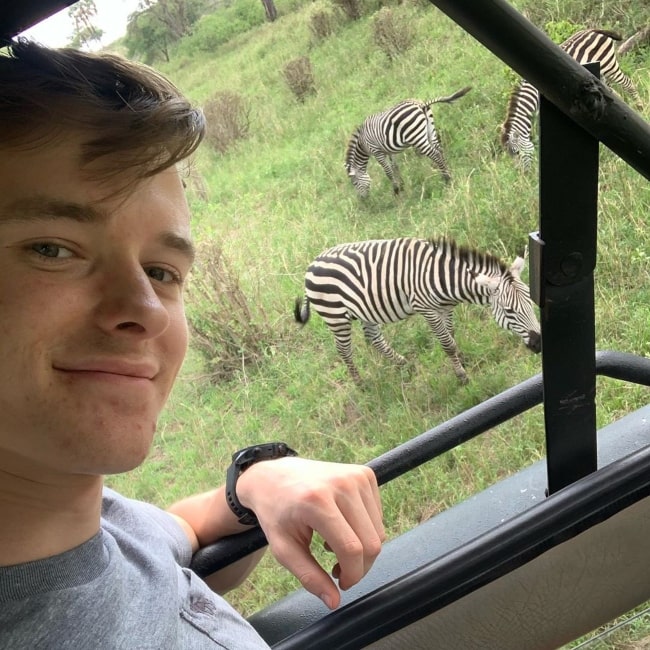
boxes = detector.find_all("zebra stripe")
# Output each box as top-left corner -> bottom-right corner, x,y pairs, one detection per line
345,86 -> 471,197
295,237 -> 541,384
501,28 -> 642,169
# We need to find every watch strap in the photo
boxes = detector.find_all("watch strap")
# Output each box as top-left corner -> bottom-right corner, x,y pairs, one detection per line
225,442 -> 298,526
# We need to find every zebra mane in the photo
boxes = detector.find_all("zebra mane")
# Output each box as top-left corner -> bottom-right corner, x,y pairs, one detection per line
345,126 -> 365,167
500,80 -> 527,145
429,237 -> 509,276
589,28 -> 622,41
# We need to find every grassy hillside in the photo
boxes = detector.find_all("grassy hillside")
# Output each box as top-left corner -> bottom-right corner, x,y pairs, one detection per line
106,0 -> 650,628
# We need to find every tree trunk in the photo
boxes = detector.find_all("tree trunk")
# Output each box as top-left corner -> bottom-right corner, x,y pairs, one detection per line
618,25 -> 650,56
260,0 -> 277,22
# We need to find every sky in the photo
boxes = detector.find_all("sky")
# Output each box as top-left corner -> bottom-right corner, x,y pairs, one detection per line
21,0 -> 142,49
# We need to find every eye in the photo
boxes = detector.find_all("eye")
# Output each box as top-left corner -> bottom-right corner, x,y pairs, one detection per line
31,242 -> 74,259
145,266 -> 182,284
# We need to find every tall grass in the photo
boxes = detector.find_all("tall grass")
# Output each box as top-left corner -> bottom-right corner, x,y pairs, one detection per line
106,0 -> 650,633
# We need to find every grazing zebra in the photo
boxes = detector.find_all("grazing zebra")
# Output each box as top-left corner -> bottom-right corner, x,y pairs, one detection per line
501,28 -> 642,169
345,86 -> 472,197
294,237 -> 541,384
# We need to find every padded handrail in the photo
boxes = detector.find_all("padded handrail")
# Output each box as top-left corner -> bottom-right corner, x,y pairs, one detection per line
270,440 -> 650,649
189,350 -> 650,577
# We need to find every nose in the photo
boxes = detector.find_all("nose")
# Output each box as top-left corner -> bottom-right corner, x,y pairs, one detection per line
527,330 -> 542,353
95,265 -> 170,338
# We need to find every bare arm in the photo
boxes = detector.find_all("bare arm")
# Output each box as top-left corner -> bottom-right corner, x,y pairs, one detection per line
168,458 -> 385,608
168,486 -> 264,593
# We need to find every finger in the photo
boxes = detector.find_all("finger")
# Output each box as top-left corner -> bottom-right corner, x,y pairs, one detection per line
267,537 -> 341,609
313,493 -> 383,591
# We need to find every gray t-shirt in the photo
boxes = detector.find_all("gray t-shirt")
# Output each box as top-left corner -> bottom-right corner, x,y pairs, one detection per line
0,487 -> 270,649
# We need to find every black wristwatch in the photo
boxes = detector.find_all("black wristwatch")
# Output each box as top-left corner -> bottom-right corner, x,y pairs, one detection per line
225,442 -> 298,526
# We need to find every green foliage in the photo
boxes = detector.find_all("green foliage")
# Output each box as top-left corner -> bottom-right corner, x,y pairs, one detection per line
126,10 -> 171,63
544,19 -> 583,43
108,0 -> 650,629
516,0 -> 650,36
124,0 -> 209,63
177,0 -> 265,54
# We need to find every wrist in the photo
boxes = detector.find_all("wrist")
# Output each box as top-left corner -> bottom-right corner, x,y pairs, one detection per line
225,442 -> 298,526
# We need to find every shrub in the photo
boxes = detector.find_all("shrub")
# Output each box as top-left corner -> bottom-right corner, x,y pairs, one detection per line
282,56 -> 317,102
309,9 -> 336,41
331,0 -> 362,21
203,91 -> 251,154
185,242 -> 269,383
373,7 -> 415,61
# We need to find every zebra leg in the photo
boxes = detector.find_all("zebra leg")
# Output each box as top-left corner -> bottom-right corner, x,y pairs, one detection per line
328,320 -> 362,383
374,152 -> 403,194
420,309 -> 468,384
361,322 -> 407,366
417,143 -> 451,183
388,155 -> 403,193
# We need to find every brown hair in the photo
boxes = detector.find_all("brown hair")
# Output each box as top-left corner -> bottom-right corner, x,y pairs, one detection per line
0,39 -> 205,183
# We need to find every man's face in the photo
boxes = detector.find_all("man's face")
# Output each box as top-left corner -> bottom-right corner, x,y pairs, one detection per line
0,135 -> 194,478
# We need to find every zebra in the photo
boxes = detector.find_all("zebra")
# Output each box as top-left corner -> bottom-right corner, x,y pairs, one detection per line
294,237 -> 541,384
344,86 -> 472,197
501,28 -> 642,169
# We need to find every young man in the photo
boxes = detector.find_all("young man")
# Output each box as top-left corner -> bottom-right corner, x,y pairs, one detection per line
0,40 -> 384,648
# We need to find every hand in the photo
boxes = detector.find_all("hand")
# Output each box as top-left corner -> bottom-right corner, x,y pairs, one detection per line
235,457 -> 384,609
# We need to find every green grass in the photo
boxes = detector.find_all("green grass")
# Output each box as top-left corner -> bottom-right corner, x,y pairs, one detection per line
106,0 -> 650,629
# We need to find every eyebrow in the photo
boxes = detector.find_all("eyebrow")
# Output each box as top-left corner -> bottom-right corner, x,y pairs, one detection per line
1,195 -> 196,263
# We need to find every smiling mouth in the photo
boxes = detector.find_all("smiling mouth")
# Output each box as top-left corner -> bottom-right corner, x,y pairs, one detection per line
54,363 -> 157,381
57,368 -> 154,381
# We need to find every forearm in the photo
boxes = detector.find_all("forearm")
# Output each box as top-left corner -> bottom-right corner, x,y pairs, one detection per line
167,486 -> 266,594
168,486 -> 250,549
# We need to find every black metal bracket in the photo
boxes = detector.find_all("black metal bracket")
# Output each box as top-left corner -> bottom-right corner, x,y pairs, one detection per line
535,62 -> 600,495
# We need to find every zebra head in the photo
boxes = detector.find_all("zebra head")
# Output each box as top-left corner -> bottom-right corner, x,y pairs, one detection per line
346,164 -> 371,197
472,256 -> 541,353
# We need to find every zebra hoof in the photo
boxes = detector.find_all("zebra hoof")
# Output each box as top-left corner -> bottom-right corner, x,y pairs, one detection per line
457,373 -> 469,385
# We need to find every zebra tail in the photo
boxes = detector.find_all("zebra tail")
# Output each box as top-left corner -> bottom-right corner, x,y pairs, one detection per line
294,296 -> 311,325
427,85 -> 472,106
593,28 -> 622,41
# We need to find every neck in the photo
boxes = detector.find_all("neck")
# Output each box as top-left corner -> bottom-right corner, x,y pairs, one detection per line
0,454 -> 103,566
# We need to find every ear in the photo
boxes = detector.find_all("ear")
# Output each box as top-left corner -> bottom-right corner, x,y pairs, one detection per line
471,271 -> 501,292
510,256 -> 525,278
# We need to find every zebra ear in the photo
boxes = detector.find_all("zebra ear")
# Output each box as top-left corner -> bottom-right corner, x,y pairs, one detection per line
510,256 -> 525,278
471,271 -> 501,292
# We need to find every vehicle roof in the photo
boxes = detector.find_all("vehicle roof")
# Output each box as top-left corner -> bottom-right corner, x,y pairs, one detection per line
0,1 -> 77,42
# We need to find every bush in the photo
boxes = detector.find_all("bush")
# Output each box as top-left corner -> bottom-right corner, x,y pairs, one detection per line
203,91 -> 251,154
331,0 -> 362,21
373,7 -> 415,61
185,242 -> 269,383
309,8 -> 336,41
282,56 -> 317,102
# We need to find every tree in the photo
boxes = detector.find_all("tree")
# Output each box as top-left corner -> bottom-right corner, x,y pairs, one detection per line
125,0 -> 207,63
260,0 -> 277,22
126,10 -> 171,63
618,25 -> 650,56
137,0 -> 202,40
68,0 -> 103,49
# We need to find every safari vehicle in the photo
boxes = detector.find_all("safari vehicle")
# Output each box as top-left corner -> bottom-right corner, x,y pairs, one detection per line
5,1 -> 648,648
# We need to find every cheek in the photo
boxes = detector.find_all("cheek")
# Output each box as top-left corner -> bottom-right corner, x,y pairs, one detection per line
166,310 -> 190,372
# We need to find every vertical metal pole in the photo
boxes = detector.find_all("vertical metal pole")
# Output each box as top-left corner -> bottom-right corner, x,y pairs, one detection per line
530,63 -> 600,495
